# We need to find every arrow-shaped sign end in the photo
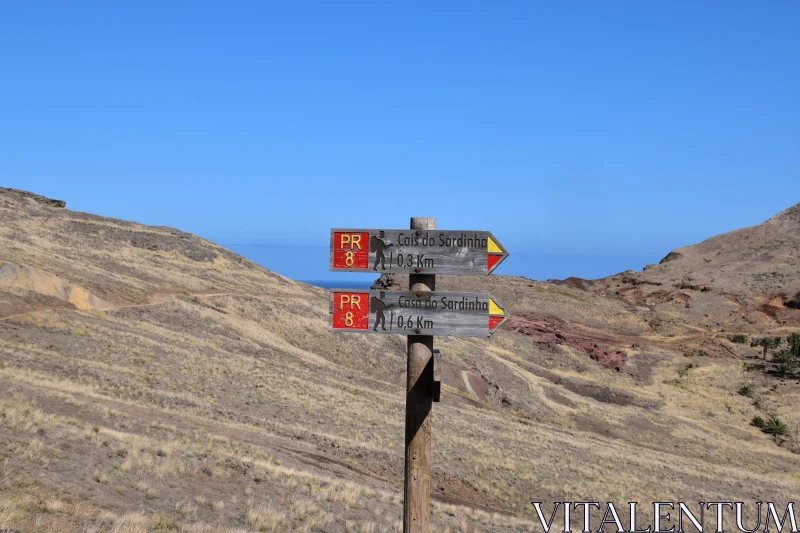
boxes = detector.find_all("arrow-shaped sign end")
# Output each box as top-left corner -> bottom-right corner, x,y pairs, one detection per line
486,234 -> 509,274
488,297 -> 509,335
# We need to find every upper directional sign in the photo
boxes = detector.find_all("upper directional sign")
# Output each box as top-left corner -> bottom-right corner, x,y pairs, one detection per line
330,229 -> 509,275
329,290 -> 509,337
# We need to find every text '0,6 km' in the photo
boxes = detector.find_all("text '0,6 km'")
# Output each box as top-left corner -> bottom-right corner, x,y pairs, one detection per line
329,290 -> 508,337
330,229 -> 509,275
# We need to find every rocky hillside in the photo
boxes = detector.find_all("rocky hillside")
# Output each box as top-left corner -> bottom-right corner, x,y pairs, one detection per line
1,189 -> 799,533
586,203 -> 800,337
642,202 -> 800,297
652,204 -> 800,298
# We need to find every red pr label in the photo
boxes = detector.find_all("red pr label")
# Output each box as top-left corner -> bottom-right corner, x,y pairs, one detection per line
333,232 -> 369,269
332,292 -> 369,330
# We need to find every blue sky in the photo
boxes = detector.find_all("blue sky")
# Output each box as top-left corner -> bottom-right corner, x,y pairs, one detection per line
2,2 -> 798,281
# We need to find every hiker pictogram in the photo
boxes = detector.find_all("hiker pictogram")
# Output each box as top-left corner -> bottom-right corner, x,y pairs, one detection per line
370,231 -> 393,271
370,291 -> 393,331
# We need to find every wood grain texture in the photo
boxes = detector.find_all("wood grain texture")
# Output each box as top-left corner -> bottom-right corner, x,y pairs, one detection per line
330,228 -> 508,275
405,216 -> 434,533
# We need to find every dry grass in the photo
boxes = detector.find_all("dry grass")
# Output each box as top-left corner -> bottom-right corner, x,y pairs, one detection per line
1,191 -> 800,532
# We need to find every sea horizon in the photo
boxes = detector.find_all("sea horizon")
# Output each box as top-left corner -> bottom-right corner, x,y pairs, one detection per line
300,280 -> 375,290
225,243 -> 663,284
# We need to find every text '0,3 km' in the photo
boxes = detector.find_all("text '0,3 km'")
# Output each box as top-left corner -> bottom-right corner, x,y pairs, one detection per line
330,229 -> 509,275
329,290 -> 508,337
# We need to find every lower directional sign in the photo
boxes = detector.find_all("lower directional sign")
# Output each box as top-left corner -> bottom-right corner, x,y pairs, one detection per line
329,290 -> 509,337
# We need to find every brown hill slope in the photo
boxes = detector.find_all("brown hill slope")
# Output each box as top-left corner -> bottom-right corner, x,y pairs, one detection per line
589,203 -> 800,334
638,202 -> 800,296
1,189 -> 799,533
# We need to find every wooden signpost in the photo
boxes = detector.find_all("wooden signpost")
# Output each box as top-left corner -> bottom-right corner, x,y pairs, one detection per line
329,218 -> 510,533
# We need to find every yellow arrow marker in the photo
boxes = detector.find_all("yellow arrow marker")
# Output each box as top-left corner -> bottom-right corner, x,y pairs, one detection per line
489,298 -> 504,316
487,236 -> 503,254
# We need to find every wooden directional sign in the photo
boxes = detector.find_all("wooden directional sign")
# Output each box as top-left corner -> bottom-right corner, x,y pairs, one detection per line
329,290 -> 508,337
330,229 -> 509,275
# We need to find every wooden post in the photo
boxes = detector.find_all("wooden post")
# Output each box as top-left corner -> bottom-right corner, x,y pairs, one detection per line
404,217 -> 435,533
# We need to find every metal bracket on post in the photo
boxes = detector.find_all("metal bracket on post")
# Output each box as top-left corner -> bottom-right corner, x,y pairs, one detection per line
432,349 -> 441,403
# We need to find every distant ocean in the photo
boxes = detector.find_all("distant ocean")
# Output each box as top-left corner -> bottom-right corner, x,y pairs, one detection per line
301,280 -> 374,289
225,243 -> 664,286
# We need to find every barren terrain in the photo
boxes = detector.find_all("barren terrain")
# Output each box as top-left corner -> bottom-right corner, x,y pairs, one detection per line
1,188 -> 799,532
